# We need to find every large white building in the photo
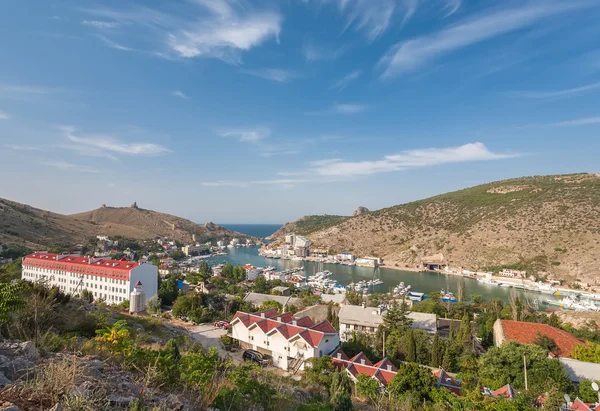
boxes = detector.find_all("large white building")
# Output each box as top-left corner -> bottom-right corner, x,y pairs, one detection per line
22,252 -> 158,304
338,304 -> 437,341
230,308 -> 340,372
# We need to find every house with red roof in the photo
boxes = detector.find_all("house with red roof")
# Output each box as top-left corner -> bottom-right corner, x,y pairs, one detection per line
230,309 -> 340,372
493,319 -> 582,358
330,349 -> 463,395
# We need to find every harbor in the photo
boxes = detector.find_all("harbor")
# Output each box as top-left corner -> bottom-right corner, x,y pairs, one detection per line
200,245 -> 600,309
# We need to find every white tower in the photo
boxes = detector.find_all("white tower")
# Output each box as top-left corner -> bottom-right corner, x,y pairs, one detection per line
130,281 -> 146,314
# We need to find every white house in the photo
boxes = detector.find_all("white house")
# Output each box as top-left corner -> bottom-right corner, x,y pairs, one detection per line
338,303 -> 437,341
22,252 -> 158,304
230,308 -> 340,372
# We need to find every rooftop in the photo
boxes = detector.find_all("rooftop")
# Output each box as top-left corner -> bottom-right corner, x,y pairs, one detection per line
338,304 -> 437,333
23,252 -> 141,280
498,319 -> 583,357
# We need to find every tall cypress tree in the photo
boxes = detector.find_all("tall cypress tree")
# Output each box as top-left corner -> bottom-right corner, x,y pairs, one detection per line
441,345 -> 451,371
405,330 -> 417,362
431,333 -> 441,368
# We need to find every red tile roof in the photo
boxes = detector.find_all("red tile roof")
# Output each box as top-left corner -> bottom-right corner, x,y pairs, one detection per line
373,358 -> 398,372
310,321 -> 337,333
570,398 -> 592,411
232,309 -> 336,348
23,252 -> 139,280
349,352 -> 373,366
499,320 -> 583,357
491,384 -> 516,399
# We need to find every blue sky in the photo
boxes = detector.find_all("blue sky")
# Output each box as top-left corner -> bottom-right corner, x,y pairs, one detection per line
1,0 -> 600,224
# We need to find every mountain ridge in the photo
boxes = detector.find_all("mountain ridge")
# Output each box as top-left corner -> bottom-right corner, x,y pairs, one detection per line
0,199 -> 255,249
270,173 -> 600,285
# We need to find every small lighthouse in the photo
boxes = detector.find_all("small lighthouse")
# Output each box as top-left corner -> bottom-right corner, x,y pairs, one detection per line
130,281 -> 146,314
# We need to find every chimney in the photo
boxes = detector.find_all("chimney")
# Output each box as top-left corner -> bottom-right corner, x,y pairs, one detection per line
337,353 -> 342,359
277,316 -> 282,322
292,320 -> 297,326
261,313 -> 266,318
360,359 -> 365,365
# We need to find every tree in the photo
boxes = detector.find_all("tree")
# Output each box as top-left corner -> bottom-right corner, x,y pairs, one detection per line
330,370 -> 353,411
172,293 -> 205,323
571,341 -> 600,363
355,374 -> 381,403
387,362 -> 436,402
146,295 -> 162,314
345,290 -> 362,306
431,333 -> 441,368
0,283 -> 23,323
405,330 -> 417,362
253,275 -> 269,293
441,345 -> 452,371
260,300 -> 282,313
533,332 -> 557,354
304,356 -> 336,388
457,312 -> 473,352
158,275 -> 180,306
80,289 -> 94,303
477,341 -> 572,393
457,281 -> 466,302
383,301 -> 412,333
577,379 -> 600,403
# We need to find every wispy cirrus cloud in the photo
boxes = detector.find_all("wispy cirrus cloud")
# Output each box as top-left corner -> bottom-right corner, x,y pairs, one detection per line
0,83 -> 51,95
82,20 -> 120,29
512,81 -> 600,99
331,70 -> 361,91
306,103 -> 368,115
0,111 -> 9,120
242,68 -> 297,83
61,126 -> 171,157
302,43 -> 348,61
217,127 -> 271,143
201,178 -> 306,188
443,0 -> 462,17
44,161 -> 99,173
546,116 -> 600,127
4,144 -> 41,151
95,34 -> 133,51
379,1 -> 596,78
325,0 -> 418,41
311,142 -> 519,176
83,0 -> 282,63
172,90 -> 189,99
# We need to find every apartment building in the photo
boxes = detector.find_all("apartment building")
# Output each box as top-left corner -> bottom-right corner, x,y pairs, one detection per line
230,308 -> 340,372
22,252 -> 158,304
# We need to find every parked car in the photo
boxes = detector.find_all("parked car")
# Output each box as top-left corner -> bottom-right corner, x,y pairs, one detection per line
213,320 -> 230,330
242,349 -> 270,367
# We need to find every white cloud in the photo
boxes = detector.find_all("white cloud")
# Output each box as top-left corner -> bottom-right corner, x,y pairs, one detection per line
218,127 -> 270,143
443,0 -> 462,17
379,2 -> 593,77
201,178 -> 305,188
4,145 -> 41,151
308,158 -> 344,167
242,68 -> 297,83
333,103 -> 368,114
82,2 -> 282,63
513,81 -> 600,99
96,35 -> 133,51
302,43 -> 348,61
333,0 -> 414,41
82,20 -> 120,29
306,103 -> 368,115
44,161 -> 99,173
546,116 -> 600,127
331,70 -> 361,91
62,126 -> 170,156
172,90 -> 189,99
0,111 -> 9,120
0,84 -> 50,95
312,142 -> 519,176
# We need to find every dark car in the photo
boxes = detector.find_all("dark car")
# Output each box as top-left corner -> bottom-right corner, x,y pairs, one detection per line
242,349 -> 270,367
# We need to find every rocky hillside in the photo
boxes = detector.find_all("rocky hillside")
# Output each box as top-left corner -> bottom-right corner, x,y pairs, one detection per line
267,214 -> 349,240
281,174 -> 600,285
0,198 -> 255,249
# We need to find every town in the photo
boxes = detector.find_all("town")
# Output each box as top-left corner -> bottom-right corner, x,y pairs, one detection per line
2,231 -> 600,411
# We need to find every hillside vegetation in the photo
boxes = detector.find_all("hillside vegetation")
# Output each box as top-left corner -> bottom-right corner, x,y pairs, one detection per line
0,199 -> 254,249
268,215 -> 349,239
281,174 -> 600,285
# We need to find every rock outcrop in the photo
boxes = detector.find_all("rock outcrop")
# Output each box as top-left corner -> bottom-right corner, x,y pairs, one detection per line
352,206 -> 370,216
